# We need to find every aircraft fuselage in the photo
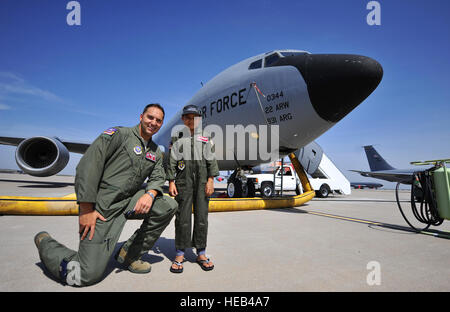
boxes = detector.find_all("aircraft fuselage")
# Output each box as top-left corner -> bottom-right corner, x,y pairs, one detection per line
154,50 -> 383,170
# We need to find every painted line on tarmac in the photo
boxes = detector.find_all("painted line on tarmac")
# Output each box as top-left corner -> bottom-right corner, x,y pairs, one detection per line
303,209 -> 450,239
312,198 -> 410,203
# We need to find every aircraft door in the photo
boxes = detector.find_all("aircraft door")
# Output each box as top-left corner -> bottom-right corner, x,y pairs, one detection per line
275,167 -> 296,190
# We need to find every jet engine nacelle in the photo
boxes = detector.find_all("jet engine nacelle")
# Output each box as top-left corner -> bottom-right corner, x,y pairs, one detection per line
295,141 -> 324,175
15,136 -> 70,177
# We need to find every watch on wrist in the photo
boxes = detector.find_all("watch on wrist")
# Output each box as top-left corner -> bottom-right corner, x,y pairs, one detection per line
146,191 -> 155,200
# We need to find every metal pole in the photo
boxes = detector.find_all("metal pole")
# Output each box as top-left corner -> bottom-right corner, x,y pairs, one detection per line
281,157 -> 284,196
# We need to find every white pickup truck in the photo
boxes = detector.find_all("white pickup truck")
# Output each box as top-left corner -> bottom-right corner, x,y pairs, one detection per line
246,166 -> 299,197
246,154 -> 351,198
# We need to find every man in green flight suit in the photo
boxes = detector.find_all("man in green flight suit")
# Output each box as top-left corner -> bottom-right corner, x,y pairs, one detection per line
34,103 -> 178,287
167,104 -> 219,273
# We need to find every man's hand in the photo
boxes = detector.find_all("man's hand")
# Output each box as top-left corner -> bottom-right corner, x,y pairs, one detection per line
169,181 -> 178,197
133,191 -> 156,215
205,177 -> 214,197
79,203 -> 106,241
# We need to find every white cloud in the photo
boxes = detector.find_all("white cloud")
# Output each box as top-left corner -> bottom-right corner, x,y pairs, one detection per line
0,83 -> 63,102
0,71 -> 104,118
0,103 -> 10,110
0,71 -> 63,104
0,72 -> 25,83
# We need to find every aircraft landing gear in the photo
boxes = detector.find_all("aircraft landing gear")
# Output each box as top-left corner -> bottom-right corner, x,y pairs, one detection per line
227,169 -> 255,198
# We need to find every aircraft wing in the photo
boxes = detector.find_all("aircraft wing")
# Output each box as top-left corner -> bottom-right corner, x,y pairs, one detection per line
0,136 -> 90,154
0,136 -> 25,147
349,169 -> 416,184
59,141 -> 90,154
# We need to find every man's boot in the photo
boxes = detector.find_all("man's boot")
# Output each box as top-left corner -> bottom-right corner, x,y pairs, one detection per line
34,231 -> 51,249
115,245 -> 128,264
115,245 -> 151,274
127,259 -> 152,274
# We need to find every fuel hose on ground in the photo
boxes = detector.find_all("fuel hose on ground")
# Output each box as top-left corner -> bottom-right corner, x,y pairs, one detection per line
395,169 -> 444,232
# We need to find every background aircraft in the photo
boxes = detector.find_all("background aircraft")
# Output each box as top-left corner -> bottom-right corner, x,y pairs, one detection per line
0,50 -> 383,196
350,182 -> 383,189
350,145 -> 430,184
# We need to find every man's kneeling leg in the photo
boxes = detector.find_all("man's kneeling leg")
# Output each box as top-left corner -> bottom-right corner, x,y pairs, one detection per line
120,195 -> 178,264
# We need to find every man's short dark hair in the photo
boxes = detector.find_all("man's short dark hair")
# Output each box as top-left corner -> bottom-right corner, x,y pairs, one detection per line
143,103 -> 165,119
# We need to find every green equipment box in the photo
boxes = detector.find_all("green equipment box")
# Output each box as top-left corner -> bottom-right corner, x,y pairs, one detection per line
432,165 -> 450,220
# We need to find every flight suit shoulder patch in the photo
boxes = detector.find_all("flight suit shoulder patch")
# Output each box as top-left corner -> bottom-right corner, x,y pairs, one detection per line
103,127 -> 118,136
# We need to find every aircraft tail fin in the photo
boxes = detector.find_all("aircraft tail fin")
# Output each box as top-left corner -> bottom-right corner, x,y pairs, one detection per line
363,145 -> 396,171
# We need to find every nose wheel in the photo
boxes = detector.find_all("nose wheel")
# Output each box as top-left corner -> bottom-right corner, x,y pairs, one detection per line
226,180 -> 237,198
226,169 -> 255,198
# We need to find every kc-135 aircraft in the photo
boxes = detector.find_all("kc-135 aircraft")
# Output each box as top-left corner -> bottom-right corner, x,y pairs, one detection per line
0,50 -> 383,196
351,145 -> 430,184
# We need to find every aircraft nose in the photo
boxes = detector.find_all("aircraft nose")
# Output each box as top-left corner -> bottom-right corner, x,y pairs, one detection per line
278,54 -> 383,122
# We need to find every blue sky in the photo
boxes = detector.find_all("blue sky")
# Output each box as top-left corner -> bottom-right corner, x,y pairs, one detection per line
0,0 -> 449,189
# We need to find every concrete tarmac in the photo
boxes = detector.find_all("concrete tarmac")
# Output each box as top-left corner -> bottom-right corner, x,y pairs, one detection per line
0,173 -> 449,292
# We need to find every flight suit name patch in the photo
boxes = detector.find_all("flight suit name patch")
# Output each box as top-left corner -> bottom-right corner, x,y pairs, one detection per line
146,152 -> 156,162
197,136 -> 208,143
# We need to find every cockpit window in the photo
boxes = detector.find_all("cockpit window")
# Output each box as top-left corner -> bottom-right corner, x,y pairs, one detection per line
280,51 -> 306,57
248,59 -> 262,70
264,53 -> 280,67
